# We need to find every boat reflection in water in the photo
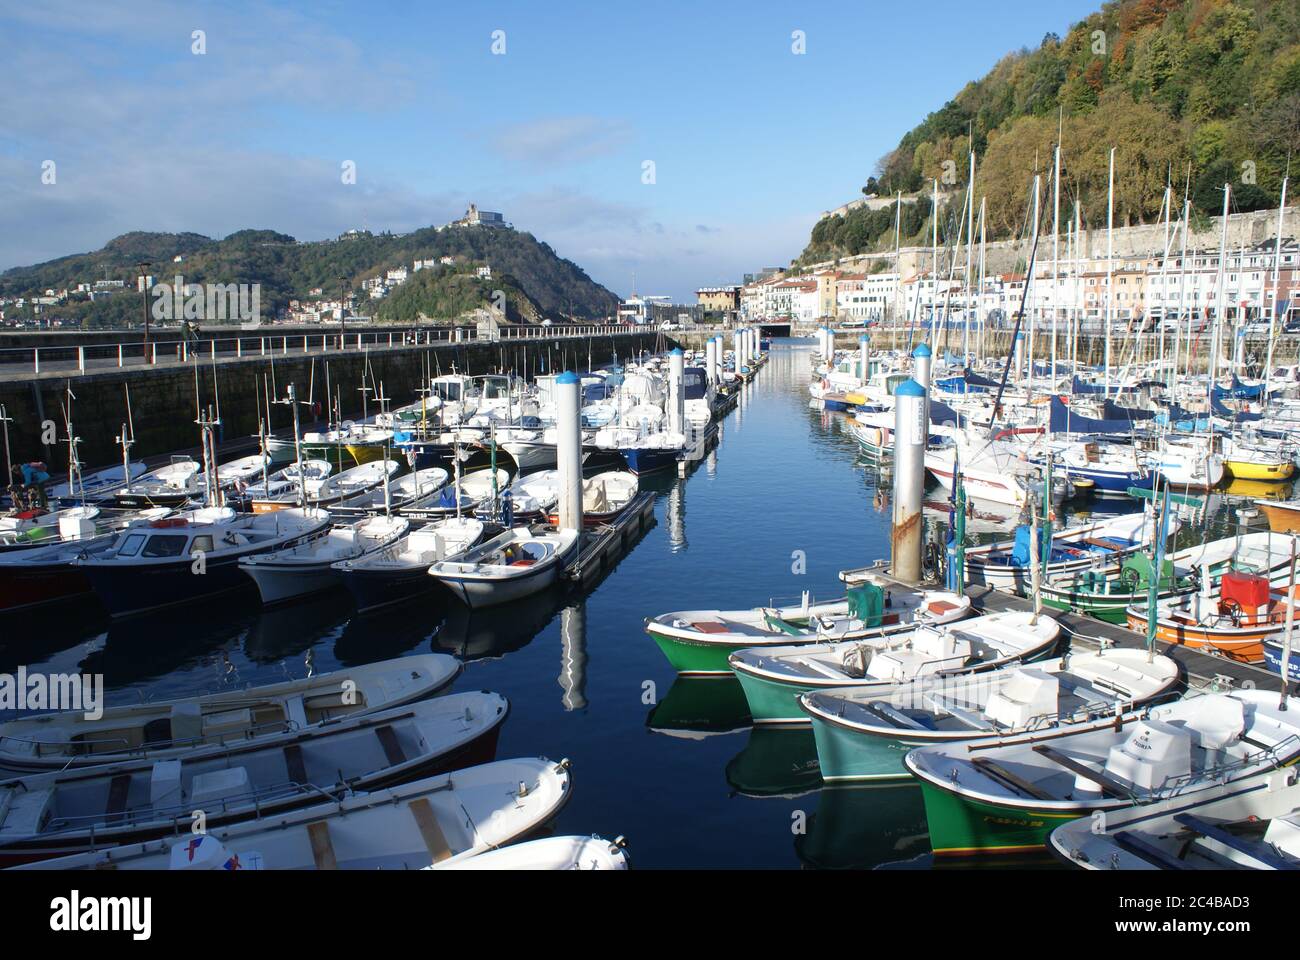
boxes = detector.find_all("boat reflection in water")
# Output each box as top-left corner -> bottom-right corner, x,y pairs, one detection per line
725,726 -> 821,799
332,590 -> 450,666
795,783 -> 930,871
244,589 -> 352,663
646,675 -> 751,739
436,586 -> 565,662
559,601 -> 587,711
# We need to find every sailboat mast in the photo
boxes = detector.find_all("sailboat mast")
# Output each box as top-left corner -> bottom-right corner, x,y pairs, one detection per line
1264,174 -> 1290,402
1105,147 -> 1115,399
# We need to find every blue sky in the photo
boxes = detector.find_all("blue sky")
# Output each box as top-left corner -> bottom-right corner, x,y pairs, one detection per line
0,0 -> 1101,300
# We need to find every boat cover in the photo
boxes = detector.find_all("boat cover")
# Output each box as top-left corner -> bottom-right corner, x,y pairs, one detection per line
846,582 -> 884,627
1049,396 -> 1135,435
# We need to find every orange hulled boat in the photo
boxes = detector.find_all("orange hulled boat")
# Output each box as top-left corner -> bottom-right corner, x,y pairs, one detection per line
1126,571 -> 1300,664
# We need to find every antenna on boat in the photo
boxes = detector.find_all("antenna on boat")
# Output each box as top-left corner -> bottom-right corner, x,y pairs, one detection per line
376,380 -> 392,517
0,405 -> 13,496
61,383 -> 84,503
1282,538 -> 1296,711
275,384 -> 310,509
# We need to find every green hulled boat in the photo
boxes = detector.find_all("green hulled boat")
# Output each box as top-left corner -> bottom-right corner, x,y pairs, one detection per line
1039,537 -> 1238,623
645,583 -> 971,676
730,608 -> 1059,724
801,648 -> 1180,782
905,688 -> 1300,857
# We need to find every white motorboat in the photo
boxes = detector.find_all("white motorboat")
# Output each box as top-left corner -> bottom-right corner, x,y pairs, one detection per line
240,514 -> 410,604
429,526 -> 579,609
46,462 -> 148,503
434,834 -> 629,870
334,517 -> 487,612
251,460 -> 399,511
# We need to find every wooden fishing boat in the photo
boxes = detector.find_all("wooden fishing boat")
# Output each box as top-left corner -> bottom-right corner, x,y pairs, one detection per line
906,689 -> 1300,857
1259,499 -> 1300,534
232,459 -> 332,509
0,691 -> 509,864
1126,572 -> 1299,663
730,609 -> 1058,724
1050,767 -> 1300,870
800,648 -> 1179,781
13,757 -> 568,871
646,581 -> 971,676
329,467 -> 448,517
0,653 -> 461,771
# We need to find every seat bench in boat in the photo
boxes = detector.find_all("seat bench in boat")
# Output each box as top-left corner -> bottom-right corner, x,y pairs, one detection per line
1031,744 -> 1132,799
1174,813 -> 1299,870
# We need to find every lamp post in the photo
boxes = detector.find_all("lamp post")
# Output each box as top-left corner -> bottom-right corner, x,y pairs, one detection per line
137,261 -> 151,346
338,276 -> 349,344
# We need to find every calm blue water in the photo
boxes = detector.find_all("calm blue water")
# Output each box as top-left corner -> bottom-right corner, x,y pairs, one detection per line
3,341 -> 1263,868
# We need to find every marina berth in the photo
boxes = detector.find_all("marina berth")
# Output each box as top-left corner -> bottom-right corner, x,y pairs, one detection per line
800,647 -> 1179,782
73,506 -> 332,618
239,513 -> 410,604
730,608 -> 1059,724
334,517 -> 489,612
0,691 -> 510,864
545,470 -> 639,526
1050,767 -> 1300,870
0,653 -> 462,771
12,757 -> 568,871
646,581 -> 972,676
905,688 -> 1300,857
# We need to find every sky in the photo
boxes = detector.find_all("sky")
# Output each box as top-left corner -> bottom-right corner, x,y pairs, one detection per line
0,0 -> 1103,301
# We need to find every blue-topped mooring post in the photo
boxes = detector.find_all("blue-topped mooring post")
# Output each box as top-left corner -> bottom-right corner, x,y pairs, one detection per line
556,371 -> 583,534
913,342 -> 932,442
705,337 -> 717,386
669,348 -> 685,435
891,377 -> 926,583
859,334 -> 869,382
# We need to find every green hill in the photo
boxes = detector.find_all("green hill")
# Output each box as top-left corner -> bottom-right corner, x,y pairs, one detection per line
801,0 -> 1300,264
1,223 -> 619,327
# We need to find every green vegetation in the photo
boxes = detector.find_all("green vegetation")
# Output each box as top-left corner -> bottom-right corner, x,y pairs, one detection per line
801,0 -> 1300,264
2,224 -> 618,328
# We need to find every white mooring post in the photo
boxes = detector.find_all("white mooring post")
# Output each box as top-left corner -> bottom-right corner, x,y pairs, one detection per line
913,341 -> 932,436
669,347 -> 685,435
705,337 -> 717,385
751,327 -> 761,363
556,370 -> 584,535
859,334 -> 869,382
890,377 -> 927,583
733,328 -> 744,379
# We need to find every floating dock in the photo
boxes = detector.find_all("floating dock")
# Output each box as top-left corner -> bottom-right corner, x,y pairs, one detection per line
563,492 -> 657,590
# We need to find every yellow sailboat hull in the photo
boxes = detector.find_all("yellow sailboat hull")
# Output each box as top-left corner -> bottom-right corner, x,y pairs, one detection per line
1225,459 -> 1295,482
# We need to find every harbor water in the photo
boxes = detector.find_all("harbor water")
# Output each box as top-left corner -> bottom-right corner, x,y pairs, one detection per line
1,341 -> 1275,869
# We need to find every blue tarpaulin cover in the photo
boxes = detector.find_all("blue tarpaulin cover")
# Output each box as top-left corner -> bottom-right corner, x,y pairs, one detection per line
1049,396 -> 1134,435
